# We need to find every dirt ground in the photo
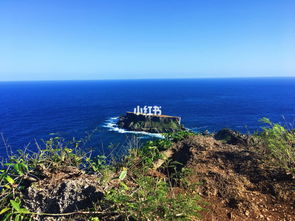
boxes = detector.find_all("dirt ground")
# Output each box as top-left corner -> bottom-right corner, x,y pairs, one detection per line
19,133 -> 294,221
162,134 -> 295,221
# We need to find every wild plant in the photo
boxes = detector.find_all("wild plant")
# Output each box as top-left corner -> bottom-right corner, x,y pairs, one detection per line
259,117 -> 295,172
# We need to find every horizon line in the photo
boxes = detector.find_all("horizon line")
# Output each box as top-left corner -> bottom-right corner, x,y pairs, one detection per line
1,75 -> 295,83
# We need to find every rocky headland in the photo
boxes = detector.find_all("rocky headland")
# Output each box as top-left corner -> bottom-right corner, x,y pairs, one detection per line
1,125 -> 294,220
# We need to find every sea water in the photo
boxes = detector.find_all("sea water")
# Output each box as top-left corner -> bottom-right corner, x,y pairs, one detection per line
1,78 -> 295,155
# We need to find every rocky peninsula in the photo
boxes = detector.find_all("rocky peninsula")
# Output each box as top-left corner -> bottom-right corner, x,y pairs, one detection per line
117,112 -> 185,133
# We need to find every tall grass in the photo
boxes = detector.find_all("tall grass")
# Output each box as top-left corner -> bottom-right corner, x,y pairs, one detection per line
259,117 -> 295,172
0,131 -> 203,221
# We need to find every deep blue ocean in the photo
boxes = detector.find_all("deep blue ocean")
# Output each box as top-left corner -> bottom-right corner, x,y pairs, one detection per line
1,78 -> 295,156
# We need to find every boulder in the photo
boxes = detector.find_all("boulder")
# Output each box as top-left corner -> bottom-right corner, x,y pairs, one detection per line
214,129 -> 258,146
21,166 -> 104,218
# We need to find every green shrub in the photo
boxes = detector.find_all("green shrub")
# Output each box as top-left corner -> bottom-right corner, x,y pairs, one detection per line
0,136 -> 110,220
105,174 -> 202,220
110,135 -> 203,220
123,138 -> 171,169
164,131 -> 195,142
0,134 -> 203,220
259,117 -> 295,172
145,139 -> 173,151
0,156 -> 31,220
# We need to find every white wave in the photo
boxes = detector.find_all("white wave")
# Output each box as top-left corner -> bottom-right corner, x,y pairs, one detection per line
102,117 -> 164,139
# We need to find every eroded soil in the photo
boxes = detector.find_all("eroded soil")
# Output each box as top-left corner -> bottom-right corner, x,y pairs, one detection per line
161,135 -> 295,221
19,134 -> 294,220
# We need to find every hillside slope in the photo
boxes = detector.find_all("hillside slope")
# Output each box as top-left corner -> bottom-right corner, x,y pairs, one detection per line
160,134 -> 294,220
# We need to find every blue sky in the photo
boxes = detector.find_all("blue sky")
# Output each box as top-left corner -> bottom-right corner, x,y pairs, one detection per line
0,0 -> 294,81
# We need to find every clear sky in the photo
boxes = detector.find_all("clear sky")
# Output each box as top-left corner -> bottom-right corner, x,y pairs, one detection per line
0,0 -> 294,81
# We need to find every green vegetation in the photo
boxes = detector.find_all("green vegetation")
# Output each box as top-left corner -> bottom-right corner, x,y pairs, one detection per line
163,130 -> 196,142
105,176 -> 201,220
106,132 -> 201,220
259,117 -> 295,172
0,137 -> 95,220
3,121 -> 294,221
0,131 -> 202,221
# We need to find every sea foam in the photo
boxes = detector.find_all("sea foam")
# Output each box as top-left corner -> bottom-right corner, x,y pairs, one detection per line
103,117 -> 164,139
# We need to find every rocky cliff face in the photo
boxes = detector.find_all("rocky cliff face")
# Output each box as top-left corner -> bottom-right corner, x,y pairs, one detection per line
118,112 -> 185,133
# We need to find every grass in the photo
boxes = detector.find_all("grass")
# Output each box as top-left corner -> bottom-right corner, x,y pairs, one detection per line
2,119 -> 293,221
259,117 -> 295,172
101,131 -> 202,220
0,131 -> 202,221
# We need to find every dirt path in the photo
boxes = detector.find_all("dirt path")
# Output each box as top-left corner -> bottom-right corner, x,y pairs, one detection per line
160,135 -> 295,221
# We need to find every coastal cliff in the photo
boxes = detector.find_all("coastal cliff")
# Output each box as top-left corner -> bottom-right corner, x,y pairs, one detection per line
1,127 -> 294,220
118,112 -> 185,133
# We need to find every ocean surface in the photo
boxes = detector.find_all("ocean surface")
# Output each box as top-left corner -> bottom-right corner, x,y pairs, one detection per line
1,78 -> 295,156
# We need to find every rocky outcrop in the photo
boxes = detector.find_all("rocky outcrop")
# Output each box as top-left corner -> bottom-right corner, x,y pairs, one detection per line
21,166 -> 104,219
118,112 -> 185,133
214,128 -> 260,146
